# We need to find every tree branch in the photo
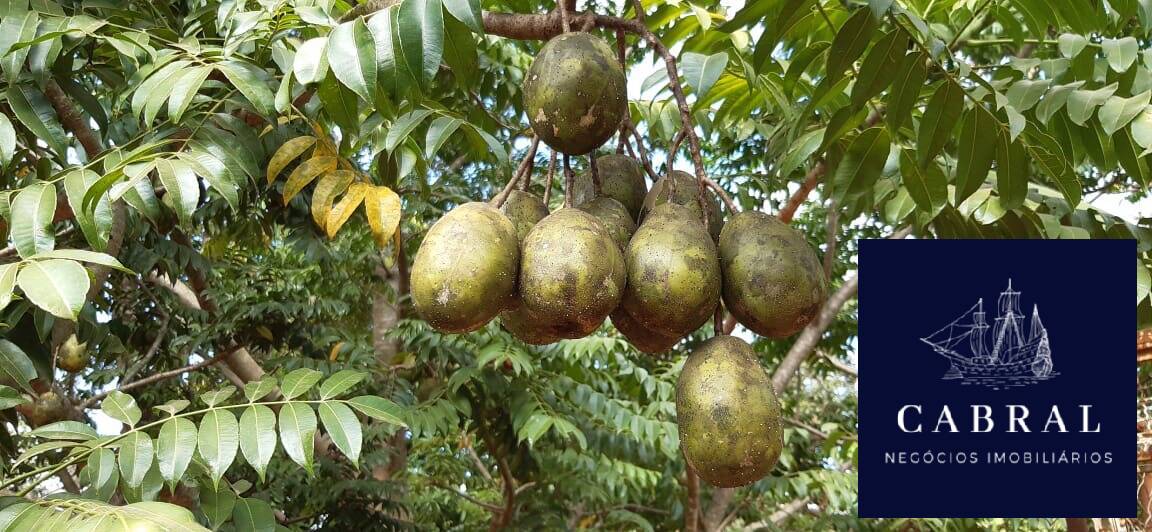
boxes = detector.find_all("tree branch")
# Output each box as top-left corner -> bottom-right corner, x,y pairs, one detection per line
770,274 -> 859,392
820,350 -> 857,378
78,348 -> 234,409
428,481 -> 503,513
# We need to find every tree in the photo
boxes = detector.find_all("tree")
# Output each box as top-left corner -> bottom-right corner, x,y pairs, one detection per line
0,0 -> 1147,529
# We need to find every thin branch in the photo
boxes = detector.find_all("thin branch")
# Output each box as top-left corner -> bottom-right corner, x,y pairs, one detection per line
120,313 -> 172,385
669,128 -> 687,158
770,274 -> 858,392
685,466 -> 701,532
429,481 -> 502,513
820,350 -> 857,378
704,177 -> 738,214
558,0 -> 571,33
466,445 -> 495,484
563,155 -> 574,208
544,151 -> 557,205
823,200 -> 840,278
626,123 -> 659,182
78,348 -> 234,410
492,136 -> 540,207
616,28 -> 628,155
589,152 -> 601,196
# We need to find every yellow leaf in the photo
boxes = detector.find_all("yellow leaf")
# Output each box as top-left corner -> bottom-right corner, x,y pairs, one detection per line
255,326 -> 274,341
365,186 -> 402,247
266,136 -> 316,185
310,170 -> 356,231
282,156 -> 337,205
326,182 -> 370,238
328,341 -> 344,361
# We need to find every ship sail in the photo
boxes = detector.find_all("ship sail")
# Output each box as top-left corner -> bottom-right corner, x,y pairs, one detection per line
921,300 -> 983,356
1029,304 -> 1044,342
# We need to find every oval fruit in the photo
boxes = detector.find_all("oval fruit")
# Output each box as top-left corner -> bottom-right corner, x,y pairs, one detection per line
719,211 -> 827,338
411,202 -> 519,333
621,202 -> 720,337
520,208 -> 626,338
641,170 -> 724,240
577,196 -> 635,251
676,335 -> 783,488
523,33 -> 627,155
572,154 -> 647,220
610,307 -> 681,354
501,190 -> 550,245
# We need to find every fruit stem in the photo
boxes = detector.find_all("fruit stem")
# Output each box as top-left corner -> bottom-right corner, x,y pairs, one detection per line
615,28 -> 628,155
563,155 -> 574,207
713,304 -> 723,336
558,0 -> 571,32
589,152 -> 602,197
490,135 -> 539,208
544,151 -> 557,206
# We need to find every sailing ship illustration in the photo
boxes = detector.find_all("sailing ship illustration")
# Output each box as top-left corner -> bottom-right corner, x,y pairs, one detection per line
920,280 -> 1054,381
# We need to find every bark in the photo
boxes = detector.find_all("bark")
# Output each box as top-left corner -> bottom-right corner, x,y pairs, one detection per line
1065,518 -> 1089,532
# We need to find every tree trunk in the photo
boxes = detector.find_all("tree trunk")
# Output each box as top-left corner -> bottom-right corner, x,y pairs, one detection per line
1065,517 -> 1089,532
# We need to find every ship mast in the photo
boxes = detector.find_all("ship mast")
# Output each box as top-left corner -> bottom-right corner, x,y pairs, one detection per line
970,298 -> 988,357
991,279 -> 1023,363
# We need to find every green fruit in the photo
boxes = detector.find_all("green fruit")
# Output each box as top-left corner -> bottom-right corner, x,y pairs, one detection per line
57,334 -> 88,373
520,208 -> 626,338
641,170 -> 724,240
501,190 -> 550,244
610,307 -> 681,354
523,32 -> 627,155
501,304 -> 566,345
621,203 -> 721,337
573,154 -> 647,220
676,335 -> 783,488
719,211 -> 827,338
577,196 -> 635,251
411,202 -> 519,333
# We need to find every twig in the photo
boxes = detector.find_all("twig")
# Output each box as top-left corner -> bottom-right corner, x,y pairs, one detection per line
558,0 -> 571,32
120,314 -> 172,385
563,155 -> 574,207
544,151 -> 557,205
669,129 -> 687,159
429,481 -> 502,513
626,123 -> 660,182
778,162 -> 824,223
78,348 -> 234,410
704,177 -> 738,213
589,152 -> 601,196
820,350 -> 857,378
466,444 -> 495,484
823,200 -> 840,278
616,29 -> 628,155
685,466 -> 700,532
491,136 -> 539,207
713,305 -> 723,336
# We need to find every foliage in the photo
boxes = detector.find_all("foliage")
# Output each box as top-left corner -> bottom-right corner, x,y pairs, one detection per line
0,0 -> 1145,529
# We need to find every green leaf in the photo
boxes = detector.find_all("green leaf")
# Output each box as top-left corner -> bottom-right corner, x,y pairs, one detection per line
424,115 -> 463,160
156,417 -> 196,490
328,18 -> 377,102
130,59 -> 188,122
233,498 -> 276,532
347,395 -> 407,426
1057,33 -> 1087,58
239,404 -> 277,481
200,387 -> 236,407
954,107 -> 998,205
850,30 -> 907,109
167,66 -> 211,122
155,158 -> 200,225
319,402 -> 362,465
1099,89 -> 1150,135
831,127 -> 891,203
0,339 -> 36,394
154,399 -> 190,416
10,181 -> 56,259
869,0 -> 895,18
0,11 -> 37,78
776,128 -> 824,178
17,259 -> 89,320
519,413 -> 552,445
397,0 -> 444,88
1024,124 -> 1082,208
442,14 -> 478,87
217,60 -> 275,116
293,37 -> 329,85
1066,83 -> 1117,126
885,52 -> 928,132
826,8 -> 875,83
681,51 -> 728,101
1101,36 -> 1138,72
199,482 -> 235,528
994,131 -> 1028,210
280,368 -> 323,399
0,113 -> 14,168
443,0 -> 482,33
1114,126 -> 1149,186
101,390 -> 142,427
1034,81 -> 1083,124
0,263 -> 15,313
367,6 -> 402,94
898,150 -> 946,218
319,370 -> 367,399
278,402 -> 318,474
243,377 -> 279,402
27,249 -> 130,272
1139,259 -> 1151,304
29,420 -> 97,440
386,109 -> 433,152
0,384 -> 27,410
86,448 -> 118,500
63,169 -> 111,250
1005,80 -> 1050,112
1133,107 -> 1152,151
917,82 -> 964,167
198,409 -> 240,488
119,431 -> 154,488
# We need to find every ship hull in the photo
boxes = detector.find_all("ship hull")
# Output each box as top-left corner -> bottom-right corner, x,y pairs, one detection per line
946,358 -> 1036,378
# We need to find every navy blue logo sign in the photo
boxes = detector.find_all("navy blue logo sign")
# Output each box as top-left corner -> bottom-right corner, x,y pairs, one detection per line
859,239 -> 1134,518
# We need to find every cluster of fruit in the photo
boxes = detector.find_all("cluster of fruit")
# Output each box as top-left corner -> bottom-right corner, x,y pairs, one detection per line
410,31 -> 828,488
